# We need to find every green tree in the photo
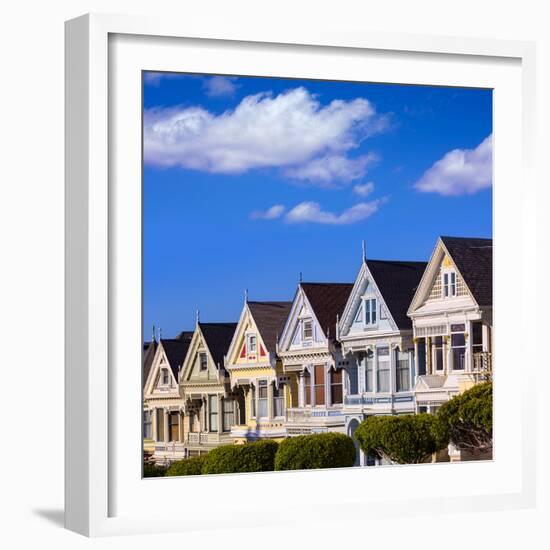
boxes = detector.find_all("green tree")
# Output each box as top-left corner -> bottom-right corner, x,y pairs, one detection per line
201,440 -> 279,474
354,414 -> 449,464
274,432 -> 356,471
437,381 -> 493,455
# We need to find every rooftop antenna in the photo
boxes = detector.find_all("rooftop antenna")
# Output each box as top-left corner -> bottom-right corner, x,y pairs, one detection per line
362,240 -> 366,263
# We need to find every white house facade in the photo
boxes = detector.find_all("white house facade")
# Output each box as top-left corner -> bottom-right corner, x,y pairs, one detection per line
338,256 -> 427,465
143,332 -> 193,465
408,237 -> 493,417
278,282 -> 353,436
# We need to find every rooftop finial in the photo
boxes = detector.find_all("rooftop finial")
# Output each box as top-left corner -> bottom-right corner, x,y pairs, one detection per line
158,327 -> 162,341
196,309 -> 200,325
152,325 -> 156,343
245,288 -> 248,303
362,240 -> 366,263
299,271 -> 303,283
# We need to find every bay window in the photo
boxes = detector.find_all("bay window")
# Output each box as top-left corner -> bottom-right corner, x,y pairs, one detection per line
450,324 -> 466,370
330,369 -> 343,405
365,349 -> 374,392
222,398 -> 234,432
396,350 -> 410,391
258,380 -> 268,417
314,365 -> 326,405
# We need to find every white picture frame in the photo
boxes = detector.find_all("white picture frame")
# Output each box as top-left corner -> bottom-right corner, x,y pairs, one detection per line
65,13 -> 537,537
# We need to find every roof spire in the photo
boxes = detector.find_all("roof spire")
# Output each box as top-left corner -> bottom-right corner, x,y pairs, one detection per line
244,288 -> 248,303
196,309 -> 200,325
158,327 -> 162,341
362,240 -> 366,263
299,271 -> 303,283
152,325 -> 156,343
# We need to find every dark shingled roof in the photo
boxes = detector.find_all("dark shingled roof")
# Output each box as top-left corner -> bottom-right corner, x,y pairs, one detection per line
198,322 -> 238,369
300,283 -> 353,339
142,340 -> 158,388
367,260 -> 428,329
247,301 -> 293,352
161,331 -> 194,380
440,236 -> 493,306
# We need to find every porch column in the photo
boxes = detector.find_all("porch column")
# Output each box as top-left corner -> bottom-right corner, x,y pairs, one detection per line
373,348 -> 378,393
326,365 -> 332,407
298,372 -> 304,408
152,408 -> 157,441
179,410 -> 185,442
466,320 -> 473,372
425,337 -> 432,375
267,380 -> 274,420
390,346 -> 397,395
163,408 -> 169,444
218,395 -> 223,435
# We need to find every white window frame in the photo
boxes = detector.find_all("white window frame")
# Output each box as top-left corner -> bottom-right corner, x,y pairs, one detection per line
442,269 -> 457,298
161,368 -> 170,385
302,318 -> 313,340
247,333 -> 257,354
363,297 -> 378,326
199,352 -> 208,371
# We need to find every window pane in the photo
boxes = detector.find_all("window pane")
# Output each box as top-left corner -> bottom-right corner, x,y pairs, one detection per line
365,352 -> 374,392
331,369 -> 343,404
223,399 -> 234,432
451,333 -> 465,347
304,371 -> 311,405
377,364 -> 390,392
314,365 -> 325,405
371,300 -> 377,324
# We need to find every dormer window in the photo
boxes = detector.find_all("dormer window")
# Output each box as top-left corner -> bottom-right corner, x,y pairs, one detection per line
364,298 -> 377,325
443,270 -> 457,298
199,353 -> 208,371
302,319 -> 313,340
247,334 -> 257,354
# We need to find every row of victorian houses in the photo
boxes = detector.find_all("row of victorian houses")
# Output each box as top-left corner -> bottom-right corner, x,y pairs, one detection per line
143,236 -> 493,466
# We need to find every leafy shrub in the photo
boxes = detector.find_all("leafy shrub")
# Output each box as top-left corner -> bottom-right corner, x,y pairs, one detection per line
166,455 -> 208,477
274,432 -> 356,471
143,462 -> 167,478
201,440 -> 279,474
437,381 -> 493,455
354,414 -> 449,464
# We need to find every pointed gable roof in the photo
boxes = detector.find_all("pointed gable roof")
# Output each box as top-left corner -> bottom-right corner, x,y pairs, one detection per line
160,331 -> 194,380
247,301 -> 292,352
366,260 -> 427,329
300,283 -> 353,339
142,340 -> 158,388
440,236 -> 492,306
198,322 -> 238,369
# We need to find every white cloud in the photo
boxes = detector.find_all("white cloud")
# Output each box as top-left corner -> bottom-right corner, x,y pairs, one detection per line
414,135 -> 492,196
353,182 -> 375,197
143,72 -> 186,86
284,153 -> 377,186
144,87 -> 385,185
285,199 -> 384,225
202,76 -> 239,97
250,204 -> 286,220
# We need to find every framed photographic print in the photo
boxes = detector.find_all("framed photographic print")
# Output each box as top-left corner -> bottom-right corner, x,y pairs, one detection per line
65,13 -> 536,537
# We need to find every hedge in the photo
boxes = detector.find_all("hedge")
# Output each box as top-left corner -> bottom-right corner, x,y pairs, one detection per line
274,432 -> 356,471
143,462 -> 167,478
354,414 -> 449,464
166,455 -> 208,477
201,440 -> 279,474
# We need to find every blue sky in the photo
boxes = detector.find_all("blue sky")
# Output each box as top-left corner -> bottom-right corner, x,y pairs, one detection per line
143,73 -> 492,338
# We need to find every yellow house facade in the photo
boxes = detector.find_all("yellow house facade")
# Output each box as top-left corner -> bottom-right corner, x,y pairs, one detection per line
225,299 -> 294,442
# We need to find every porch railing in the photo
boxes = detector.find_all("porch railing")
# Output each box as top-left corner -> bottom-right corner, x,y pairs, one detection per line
185,432 -> 232,446
472,352 -> 492,382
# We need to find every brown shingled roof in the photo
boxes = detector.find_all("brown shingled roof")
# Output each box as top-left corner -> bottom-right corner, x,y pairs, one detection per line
440,236 -> 492,306
247,301 -> 292,352
300,283 -> 353,339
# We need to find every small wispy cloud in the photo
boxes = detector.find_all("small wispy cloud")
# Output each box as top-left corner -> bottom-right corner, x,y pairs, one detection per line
284,153 -> 378,187
144,87 -> 386,186
143,72 -> 186,87
414,135 -> 492,196
250,204 -> 286,220
202,76 -> 239,98
284,198 -> 385,225
353,182 -> 375,197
